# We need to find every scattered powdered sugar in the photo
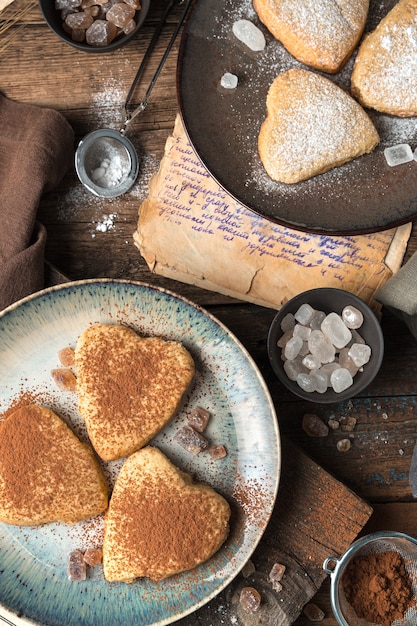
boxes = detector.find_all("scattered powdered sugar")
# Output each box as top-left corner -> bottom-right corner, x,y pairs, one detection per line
95,212 -> 118,232
90,76 -> 126,129
56,184 -> 109,221
374,115 -> 417,147
215,0 -> 256,29
56,151 -> 159,239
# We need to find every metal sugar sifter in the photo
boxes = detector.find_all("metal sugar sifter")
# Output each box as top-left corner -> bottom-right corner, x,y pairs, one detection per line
75,0 -> 193,198
323,531 -> 417,626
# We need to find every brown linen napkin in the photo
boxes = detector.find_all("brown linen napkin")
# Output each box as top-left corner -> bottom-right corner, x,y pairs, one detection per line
375,251 -> 417,340
0,93 -> 74,311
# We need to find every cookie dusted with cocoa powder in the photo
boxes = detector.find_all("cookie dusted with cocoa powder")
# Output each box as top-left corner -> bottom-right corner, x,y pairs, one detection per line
103,446 -> 231,581
0,404 -> 108,526
75,324 -> 195,461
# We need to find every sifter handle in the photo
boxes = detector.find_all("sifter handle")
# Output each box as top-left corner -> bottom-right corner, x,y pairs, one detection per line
121,0 -> 193,133
323,556 -> 340,575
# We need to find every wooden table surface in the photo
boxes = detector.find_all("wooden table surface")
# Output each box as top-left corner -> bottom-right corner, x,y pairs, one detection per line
3,1 -> 417,625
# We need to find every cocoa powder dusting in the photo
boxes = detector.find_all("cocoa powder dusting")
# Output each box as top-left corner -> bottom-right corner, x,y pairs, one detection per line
342,550 -> 416,626
233,473 -> 271,529
0,405 -> 50,509
110,476 -> 229,579
0,404 -> 107,523
0,390 -> 40,422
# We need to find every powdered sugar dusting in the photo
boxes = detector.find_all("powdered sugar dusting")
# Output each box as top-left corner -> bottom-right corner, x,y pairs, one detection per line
90,76 -> 126,129
259,69 -> 378,183
352,0 -> 417,116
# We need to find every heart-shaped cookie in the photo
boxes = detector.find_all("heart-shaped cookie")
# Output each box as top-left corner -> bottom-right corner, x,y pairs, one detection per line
75,324 -> 195,461
258,68 -> 379,183
253,0 -> 369,73
351,0 -> 417,117
0,404 -> 108,526
103,446 -> 231,581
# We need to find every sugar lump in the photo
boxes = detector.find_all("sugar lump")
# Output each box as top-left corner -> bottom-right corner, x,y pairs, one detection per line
278,301 -> 372,394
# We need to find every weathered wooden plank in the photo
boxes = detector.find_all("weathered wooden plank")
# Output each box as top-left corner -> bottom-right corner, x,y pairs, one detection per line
173,439 -> 372,626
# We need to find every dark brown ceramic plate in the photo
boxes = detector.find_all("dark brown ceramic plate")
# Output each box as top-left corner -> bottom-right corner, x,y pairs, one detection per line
177,0 -> 417,235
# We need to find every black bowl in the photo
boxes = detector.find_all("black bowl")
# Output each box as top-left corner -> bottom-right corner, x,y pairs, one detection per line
267,288 -> 384,403
39,0 -> 150,53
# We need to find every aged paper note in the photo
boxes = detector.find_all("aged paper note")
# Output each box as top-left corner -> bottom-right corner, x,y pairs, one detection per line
134,115 -> 411,309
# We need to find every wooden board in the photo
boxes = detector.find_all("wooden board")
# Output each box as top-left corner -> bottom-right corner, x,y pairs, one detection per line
173,438 -> 372,626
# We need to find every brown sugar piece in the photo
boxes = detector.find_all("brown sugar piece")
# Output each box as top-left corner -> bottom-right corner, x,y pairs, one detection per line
342,550 -> 415,626
253,0 -> 369,73
86,19 -> 118,46
51,368 -> 77,392
68,550 -> 87,582
187,406 -> 210,432
106,2 -> 135,28
58,347 -> 75,367
65,11 -> 93,30
303,603 -> 325,621
269,562 -> 286,591
174,425 -> 209,455
302,413 -> 329,437
240,587 -> 262,612
208,444 -> 227,460
83,547 -> 103,566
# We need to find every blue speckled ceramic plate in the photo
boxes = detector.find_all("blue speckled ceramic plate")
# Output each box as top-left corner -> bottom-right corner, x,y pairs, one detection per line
0,280 -> 280,626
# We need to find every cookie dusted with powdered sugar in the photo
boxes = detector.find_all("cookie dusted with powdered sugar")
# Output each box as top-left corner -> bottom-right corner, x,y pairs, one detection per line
258,68 -> 379,184
351,0 -> 417,117
253,0 -> 369,73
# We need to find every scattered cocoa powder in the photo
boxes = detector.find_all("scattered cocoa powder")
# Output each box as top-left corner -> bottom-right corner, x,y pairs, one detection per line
0,390 -> 40,422
342,550 -> 415,626
233,474 -> 272,529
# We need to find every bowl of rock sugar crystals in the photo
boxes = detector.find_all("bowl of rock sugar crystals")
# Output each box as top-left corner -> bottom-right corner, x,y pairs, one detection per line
267,288 -> 384,403
39,0 -> 150,52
